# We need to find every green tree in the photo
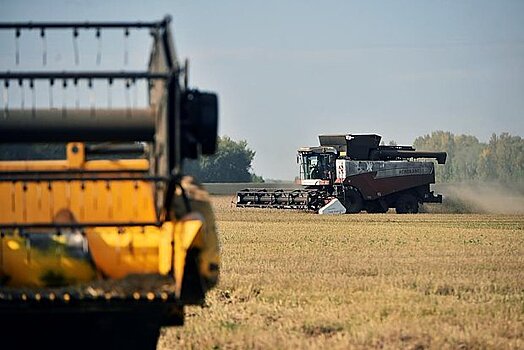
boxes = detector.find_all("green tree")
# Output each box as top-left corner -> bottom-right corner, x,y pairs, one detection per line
451,134 -> 484,181
413,131 -> 523,184
184,136 -> 263,183
479,133 -> 524,182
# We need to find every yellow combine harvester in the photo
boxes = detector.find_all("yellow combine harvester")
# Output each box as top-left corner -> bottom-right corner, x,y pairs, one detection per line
0,17 -> 219,349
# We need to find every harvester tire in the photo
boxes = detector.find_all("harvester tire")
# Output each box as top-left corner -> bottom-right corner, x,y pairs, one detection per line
395,194 -> 419,214
343,186 -> 363,214
367,200 -> 388,213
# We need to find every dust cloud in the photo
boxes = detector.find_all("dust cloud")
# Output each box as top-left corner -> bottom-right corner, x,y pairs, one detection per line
429,182 -> 524,214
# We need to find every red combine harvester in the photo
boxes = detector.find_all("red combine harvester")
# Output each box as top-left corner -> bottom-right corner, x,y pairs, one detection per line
237,134 -> 446,214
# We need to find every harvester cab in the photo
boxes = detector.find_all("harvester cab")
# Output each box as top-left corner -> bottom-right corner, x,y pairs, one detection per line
0,17 -> 219,348
297,146 -> 337,185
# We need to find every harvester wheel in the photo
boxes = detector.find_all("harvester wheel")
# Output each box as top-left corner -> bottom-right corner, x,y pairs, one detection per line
395,194 -> 419,214
367,200 -> 388,213
343,186 -> 363,214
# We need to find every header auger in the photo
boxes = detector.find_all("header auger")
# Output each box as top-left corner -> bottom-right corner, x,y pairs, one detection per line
237,134 -> 447,214
0,16 -> 219,349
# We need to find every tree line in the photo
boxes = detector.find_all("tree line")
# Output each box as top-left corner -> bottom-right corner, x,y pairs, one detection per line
1,132 -> 521,184
413,131 -> 523,184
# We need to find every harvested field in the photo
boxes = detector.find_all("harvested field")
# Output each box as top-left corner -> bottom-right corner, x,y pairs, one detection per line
158,196 -> 524,349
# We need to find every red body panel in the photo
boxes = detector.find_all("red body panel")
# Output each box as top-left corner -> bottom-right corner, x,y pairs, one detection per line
344,172 -> 435,200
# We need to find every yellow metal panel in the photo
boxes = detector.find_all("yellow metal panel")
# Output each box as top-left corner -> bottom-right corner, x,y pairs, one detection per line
12,182 -> 25,222
85,223 -> 173,279
173,216 -> 203,297
0,184 -> 11,223
0,159 -> 149,172
0,143 -> 219,296
0,234 -> 97,287
66,143 -> 85,168
82,159 -> 149,171
0,180 -> 157,225
0,160 -> 71,172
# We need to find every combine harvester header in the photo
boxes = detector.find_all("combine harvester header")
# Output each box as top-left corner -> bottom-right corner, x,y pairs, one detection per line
0,16 -> 219,348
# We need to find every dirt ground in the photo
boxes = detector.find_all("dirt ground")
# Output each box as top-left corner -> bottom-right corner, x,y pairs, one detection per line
158,196 -> 524,349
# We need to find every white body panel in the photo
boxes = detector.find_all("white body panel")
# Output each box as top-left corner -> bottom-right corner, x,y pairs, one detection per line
299,179 -> 331,186
335,159 -> 434,180
318,198 -> 346,214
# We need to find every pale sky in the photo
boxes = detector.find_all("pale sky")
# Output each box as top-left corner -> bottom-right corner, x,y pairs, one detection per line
1,0 -> 523,180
